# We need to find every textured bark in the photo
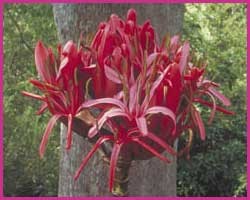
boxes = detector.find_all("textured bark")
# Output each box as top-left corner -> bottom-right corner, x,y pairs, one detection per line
53,4 -> 184,196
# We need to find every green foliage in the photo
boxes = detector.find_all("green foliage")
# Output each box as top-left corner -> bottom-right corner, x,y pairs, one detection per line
4,4 -> 59,196
177,4 -> 246,196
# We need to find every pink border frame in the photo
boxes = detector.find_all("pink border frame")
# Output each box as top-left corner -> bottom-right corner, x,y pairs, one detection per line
0,0 -> 248,199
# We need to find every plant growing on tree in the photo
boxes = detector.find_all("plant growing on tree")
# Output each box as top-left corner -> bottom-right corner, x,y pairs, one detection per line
22,9 -> 233,196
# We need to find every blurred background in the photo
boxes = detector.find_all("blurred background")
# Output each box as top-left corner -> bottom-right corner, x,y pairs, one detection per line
3,3 -> 246,196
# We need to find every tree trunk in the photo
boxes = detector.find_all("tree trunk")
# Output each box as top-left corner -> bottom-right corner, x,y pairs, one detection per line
53,4 -> 184,196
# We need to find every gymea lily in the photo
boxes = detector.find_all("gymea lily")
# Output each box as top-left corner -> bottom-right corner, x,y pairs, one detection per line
22,8 -> 234,196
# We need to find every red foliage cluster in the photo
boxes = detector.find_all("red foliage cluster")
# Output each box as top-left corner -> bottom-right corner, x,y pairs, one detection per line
22,9 -> 233,192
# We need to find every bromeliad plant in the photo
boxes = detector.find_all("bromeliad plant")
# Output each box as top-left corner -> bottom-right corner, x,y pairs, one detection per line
22,8 -> 233,196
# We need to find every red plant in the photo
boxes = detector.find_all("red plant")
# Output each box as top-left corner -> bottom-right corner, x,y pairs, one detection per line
22,8 -> 233,194
22,40 -> 94,156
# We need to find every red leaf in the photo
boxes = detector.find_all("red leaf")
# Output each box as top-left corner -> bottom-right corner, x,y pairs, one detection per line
109,143 -> 122,192
88,108 -> 130,138
200,91 -> 217,124
74,136 -> 113,181
29,79 -> 59,91
208,87 -> 231,106
136,117 -> 148,136
170,35 -> 180,53
143,65 -> 171,106
36,102 -> 48,115
179,42 -> 190,74
56,57 -> 69,80
21,91 -> 44,101
147,132 -> 177,156
146,52 -> 161,67
48,96 -> 67,113
97,23 -> 110,63
39,114 -> 61,158
78,98 -> 127,113
104,64 -> 121,84
35,41 -> 49,82
66,114 -> 73,150
193,98 -> 234,115
132,138 -> 171,163
129,83 -> 137,113
193,109 -> 206,140
62,40 -> 77,57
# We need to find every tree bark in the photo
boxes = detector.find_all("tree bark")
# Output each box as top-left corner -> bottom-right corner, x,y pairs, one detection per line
53,4 -> 184,196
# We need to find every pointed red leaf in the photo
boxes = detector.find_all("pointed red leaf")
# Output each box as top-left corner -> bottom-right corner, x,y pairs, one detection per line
29,79 -> 59,91
179,42 -> 190,74
193,109 -> 206,140
129,83 -> 137,113
146,52 -> 161,67
136,117 -> 148,136
145,65 -> 171,105
36,102 -> 48,115
56,57 -> 69,80
170,35 -> 180,53
104,64 -> 122,84
88,108 -> 130,138
35,41 -> 49,81
74,136 -> 113,180
78,98 -> 126,113
62,40 -> 77,57
66,114 -> 73,150
208,87 -> 231,106
132,138 -> 171,163
109,143 -> 122,192
202,91 -> 217,124
21,91 -> 44,101
39,114 -> 61,158
193,98 -> 234,115
147,132 -> 177,156
48,96 -> 66,113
